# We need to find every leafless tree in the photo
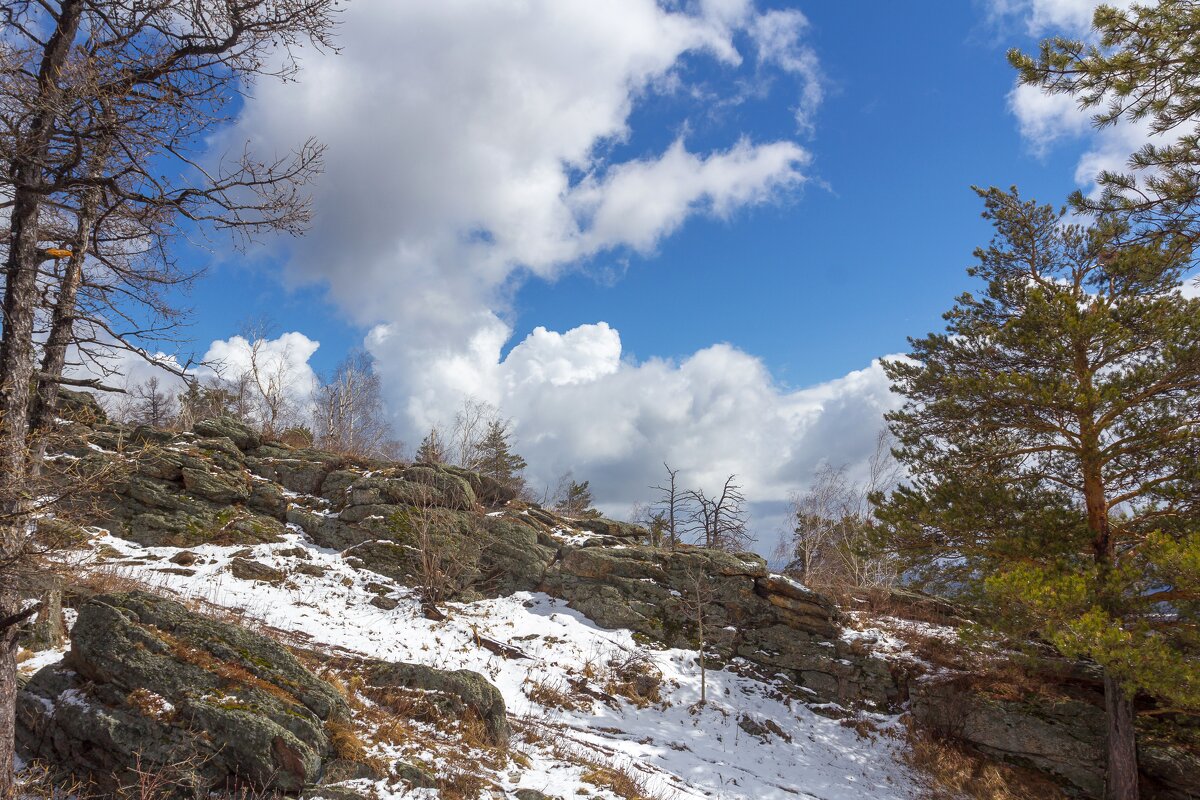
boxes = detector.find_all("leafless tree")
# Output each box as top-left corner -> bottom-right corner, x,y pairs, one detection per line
130,377 -> 175,429
650,463 -> 685,549
686,475 -> 750,551
678,566 -> 718,707
0,0 -> 340,788
312,351 -> 398,458
394,485 -> 478,620
238,318 -> 299,437
777,429 -> 900,591
450,397 -> 498,470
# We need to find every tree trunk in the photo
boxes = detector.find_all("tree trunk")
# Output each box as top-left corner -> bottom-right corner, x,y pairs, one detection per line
0,3 -> 86,792
1105,671 -> 1139,800
30,188 -> 96,478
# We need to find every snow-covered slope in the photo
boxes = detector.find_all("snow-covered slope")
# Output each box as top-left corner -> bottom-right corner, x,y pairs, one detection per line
29,526 -> 925,800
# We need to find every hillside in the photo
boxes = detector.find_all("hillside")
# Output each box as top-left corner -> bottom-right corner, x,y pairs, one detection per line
13,395 -> 1199,799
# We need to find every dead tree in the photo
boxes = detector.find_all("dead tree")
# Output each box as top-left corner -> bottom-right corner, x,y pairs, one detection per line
651,463 -> 684,549
686,475 -> 750,551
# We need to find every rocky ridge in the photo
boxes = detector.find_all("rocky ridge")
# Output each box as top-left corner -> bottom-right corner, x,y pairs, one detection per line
19,395 -> 1200,799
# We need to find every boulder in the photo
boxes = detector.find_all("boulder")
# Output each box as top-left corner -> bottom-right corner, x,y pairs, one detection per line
229,557 -> 287,585
18,591 -> 347,796
193,416 -> 261,451
360,660 -> 508,745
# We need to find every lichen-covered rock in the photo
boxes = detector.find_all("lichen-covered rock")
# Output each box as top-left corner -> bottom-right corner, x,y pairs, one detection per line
360,660 -> 509,745
574,517 -> 646,540
17,591 -> 347,796
540,543 -> 897,707
910,676 -> 1200,800
193,416 -> 261,451
229,557 -> 287,585
181,466 -> 251,504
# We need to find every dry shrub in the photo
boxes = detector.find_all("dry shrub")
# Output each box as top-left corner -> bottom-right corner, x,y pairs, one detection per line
437,769 -> 490,800
903,721 -> 1068,800
603,651 -> 662,707
324,717 -> 371,764
71,566 -> 155,598
523,675 -> 590,711
580,763 -> 656,800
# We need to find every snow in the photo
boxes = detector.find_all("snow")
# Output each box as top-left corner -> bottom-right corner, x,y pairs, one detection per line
32,528 -> 926,799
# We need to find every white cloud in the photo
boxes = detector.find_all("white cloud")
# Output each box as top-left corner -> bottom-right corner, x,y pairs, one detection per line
368,318 -> 900,532
1001,0 -> 1157,196
208,0 -> 882,545
201,332 -> 321,412
748,9 -> 823,132
987,0 -> 1128,36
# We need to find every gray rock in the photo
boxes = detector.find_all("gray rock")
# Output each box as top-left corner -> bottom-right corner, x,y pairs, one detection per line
229,557 -> 287,585
18,591 -> 347,796
193,416 -> 261,451
361,660 -> 508,745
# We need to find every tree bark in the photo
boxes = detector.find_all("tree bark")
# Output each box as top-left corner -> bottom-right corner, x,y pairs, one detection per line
30,188 -> 97,478
1105,670 -> 1140,800
0,2 -> 85,792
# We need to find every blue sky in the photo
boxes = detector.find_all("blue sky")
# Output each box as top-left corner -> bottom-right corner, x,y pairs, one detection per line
182,1 -> 1085,386
135,0 -> 1128,528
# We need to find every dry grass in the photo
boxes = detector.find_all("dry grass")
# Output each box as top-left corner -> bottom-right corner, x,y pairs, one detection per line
579,762 -> 658,800
903,722 -> 1068,800
523,674 -> 591,711
70,565 -> 156,598
602,651 -> 663,708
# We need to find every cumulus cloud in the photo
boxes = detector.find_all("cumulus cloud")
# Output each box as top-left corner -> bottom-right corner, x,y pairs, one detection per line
369,319 -> 900,530
209,0 -> 893,545
201,332 -> 322,413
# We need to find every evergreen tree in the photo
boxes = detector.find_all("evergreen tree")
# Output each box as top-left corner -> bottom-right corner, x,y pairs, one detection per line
557,479 -> 596,517
1010,0 -> 1200,240
879,187 -> 1200,800
416,427 -> 448,464
474,419 -> 527,490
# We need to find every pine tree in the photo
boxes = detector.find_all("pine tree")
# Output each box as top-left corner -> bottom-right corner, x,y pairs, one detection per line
1010,0 -> 1200,241
879,187 -> 1200,800
557,479 -> 596,517
415,427 -> 448,464
473,419 -> 527,491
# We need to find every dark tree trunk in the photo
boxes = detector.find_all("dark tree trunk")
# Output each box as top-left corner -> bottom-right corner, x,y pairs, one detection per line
0,2 -> 85,792
30,189 -> 95,478
1104,671 -> 1140,800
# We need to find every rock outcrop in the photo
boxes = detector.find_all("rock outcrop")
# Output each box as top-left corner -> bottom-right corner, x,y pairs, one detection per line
18,591 -> 347,795
910,673 -> 1200,799
17,590 -> 512,798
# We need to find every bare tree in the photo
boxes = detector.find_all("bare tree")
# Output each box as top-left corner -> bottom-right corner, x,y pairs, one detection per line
130,377 -> 175,429
686,475 -> 750,551
0,1 -> 340,788
392,486 -> 478,620
651,463 -> 685,549
679,567 -> 718,707
238,318 -> 299,437
312,351 -> 397,458
450,397 -> 498,470
777,430 -> 900,591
